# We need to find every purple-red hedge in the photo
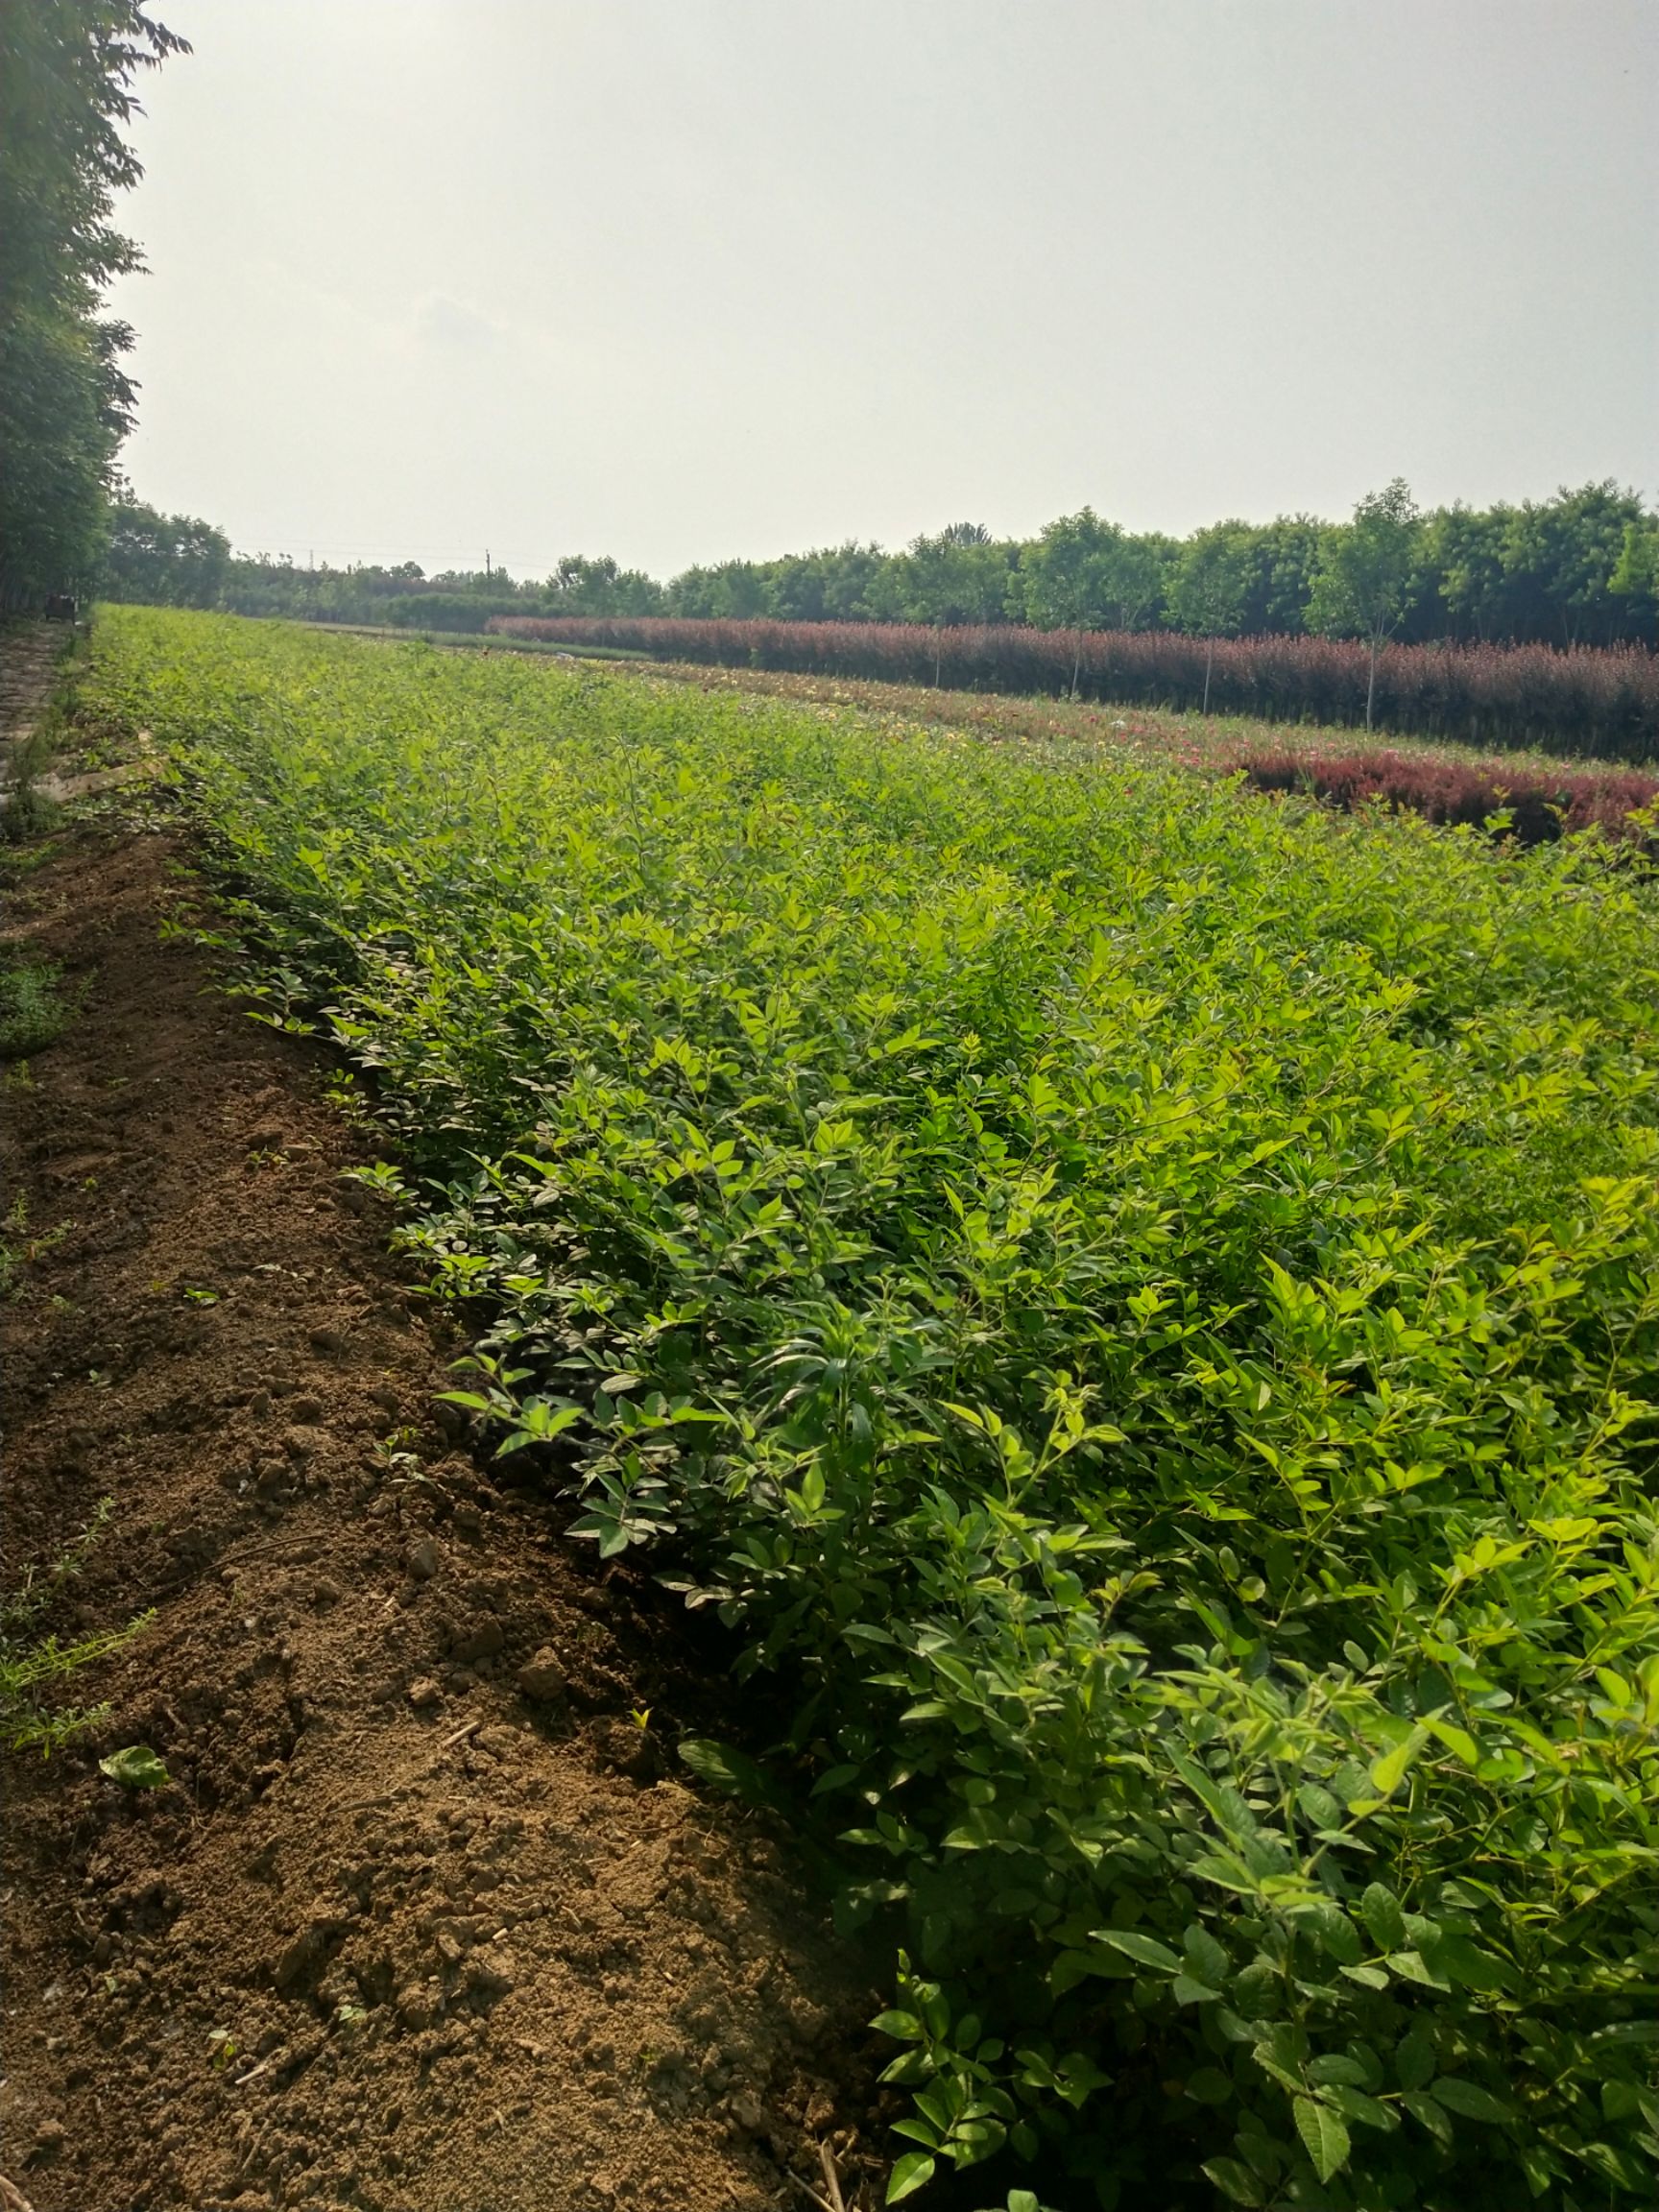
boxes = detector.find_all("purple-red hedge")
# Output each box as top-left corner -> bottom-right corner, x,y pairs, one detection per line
486,614 -> 1659,762
1229,749 -> 1658,847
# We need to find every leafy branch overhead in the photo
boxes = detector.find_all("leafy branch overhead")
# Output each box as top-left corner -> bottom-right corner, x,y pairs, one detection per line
0,3 -> 189,607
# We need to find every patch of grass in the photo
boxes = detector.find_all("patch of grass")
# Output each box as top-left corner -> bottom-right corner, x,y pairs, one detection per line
0,958 -> 70,1056
0,1192 -> 72,1297
0,730 -> 64,844
1,1502 -> 151,1756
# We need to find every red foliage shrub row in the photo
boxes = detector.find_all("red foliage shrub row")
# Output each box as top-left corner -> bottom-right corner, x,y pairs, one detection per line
1231,749 -> 1659,845
487,614 -> 1659,762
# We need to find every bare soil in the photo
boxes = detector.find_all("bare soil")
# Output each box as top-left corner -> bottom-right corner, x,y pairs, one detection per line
0,646 -> 884,2210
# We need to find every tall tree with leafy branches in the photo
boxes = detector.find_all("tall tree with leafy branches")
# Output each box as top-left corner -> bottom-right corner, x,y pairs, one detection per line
1308,479 -> 1423,731
872,523 -> 1015,684
1019,509 -> 1169,695
1167,519 -> 1254,713
0,2 -> 187,610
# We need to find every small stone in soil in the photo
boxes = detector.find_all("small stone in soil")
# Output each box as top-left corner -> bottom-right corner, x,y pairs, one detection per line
451,1618 -> 503,1664
406,1537 -> 440,1580
407,1677 -> 443,1710
516,1648 -> 566,1702
466,1944 -> 517,1995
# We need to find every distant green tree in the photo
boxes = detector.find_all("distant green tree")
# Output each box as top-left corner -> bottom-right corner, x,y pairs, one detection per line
542,554 -> 663,617
1308,480 -> 1423,730
870,524 -> 1015,682
0,3 -> 187,608
1019,510 -> 1167,693
1235,516 -> 1322,635
1421,503 -> 1513,641
666,559 -> 769,618
1166,519 -> 1253,712
1019,510 -> 1111,693
103,493 -> 229,606
1609,516 -> 1659,642
762,541 -> 886,622
1499,482 -> 1645,646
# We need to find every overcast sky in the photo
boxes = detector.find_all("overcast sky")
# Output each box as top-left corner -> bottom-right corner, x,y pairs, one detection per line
108,0 -> 1657,580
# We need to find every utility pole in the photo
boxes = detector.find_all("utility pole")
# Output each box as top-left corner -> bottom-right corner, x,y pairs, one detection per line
485,548 -> 492,581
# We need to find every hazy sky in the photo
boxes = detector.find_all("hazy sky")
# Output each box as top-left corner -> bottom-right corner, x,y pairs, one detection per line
108,0 -> 1657,580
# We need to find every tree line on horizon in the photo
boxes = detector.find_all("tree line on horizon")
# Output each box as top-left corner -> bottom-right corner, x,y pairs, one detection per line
4,8 -> 1655,682
105,480 -> 1659,665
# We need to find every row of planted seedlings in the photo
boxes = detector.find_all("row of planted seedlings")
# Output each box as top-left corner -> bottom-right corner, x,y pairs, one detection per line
87,607 -> 1659,2211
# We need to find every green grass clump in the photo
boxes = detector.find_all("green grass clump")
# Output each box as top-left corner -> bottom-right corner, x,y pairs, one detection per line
1,1503 -> 150,1756
0,959 -> 69,1056
83,606 -> 1659,2211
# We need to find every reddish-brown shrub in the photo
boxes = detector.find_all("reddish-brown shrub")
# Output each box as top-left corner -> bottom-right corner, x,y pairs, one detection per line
1230,748 -> 1659,845
487,614 -> 1659,762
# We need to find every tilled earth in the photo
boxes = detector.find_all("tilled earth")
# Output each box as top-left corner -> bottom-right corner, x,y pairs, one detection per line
1,682 -> 885,2209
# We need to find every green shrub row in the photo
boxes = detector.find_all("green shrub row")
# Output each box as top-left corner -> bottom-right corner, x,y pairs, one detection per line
87,609 -> 1659,2210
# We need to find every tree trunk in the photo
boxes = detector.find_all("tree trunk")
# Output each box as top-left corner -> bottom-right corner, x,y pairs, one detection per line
1366,632 -> 1379,732
1071,632 -> 1083,700
933,628 -> 943,687
1202,637 -> 1214,716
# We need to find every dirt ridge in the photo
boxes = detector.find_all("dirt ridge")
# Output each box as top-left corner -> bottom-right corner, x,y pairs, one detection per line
1,725 -> 881,2207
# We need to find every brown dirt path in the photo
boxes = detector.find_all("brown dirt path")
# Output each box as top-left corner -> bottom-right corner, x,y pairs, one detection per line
0,774 -> 883,2199
0,622 -> 64,750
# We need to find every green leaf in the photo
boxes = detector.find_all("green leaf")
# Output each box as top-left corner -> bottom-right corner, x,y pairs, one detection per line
1095,1927 -> 1182,1973
1387,1948 -> 1451,1990
1308,2056 -> 1368,2088
886,2152 -> 936,2203
1422,1932 -> 1518,1993
1403,2090 -> 1454,2145
1048,1950 -> 1100,1997
1431,2077 -> 1515,2124
1368,1725 -> 1429,1796
1359,1882 -> 1407,1952
1202,2158 -> 1266,2206
1186,2066 -> 1235,2104
1171,1973 -> 1223,2007
1323,2084 -> 1398,2132
675,1737 -> 781,1809
99,1744 -> 169,1790
1184,1922 -> 1229,1987
1427,1715 -> 1480,1767
1293,2097 -> 1351,2181
1394,2031 -> 1436,2091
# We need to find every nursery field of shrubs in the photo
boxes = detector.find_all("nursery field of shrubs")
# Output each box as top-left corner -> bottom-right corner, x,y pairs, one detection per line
488,615 -> 1659,764
87,608 -> 1659,2211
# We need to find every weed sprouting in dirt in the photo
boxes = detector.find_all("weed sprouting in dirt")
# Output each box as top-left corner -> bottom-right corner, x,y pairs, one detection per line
79,606 -> 1659,2212
0,1190 -> 72,1296
0,1502 -> 153,1755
